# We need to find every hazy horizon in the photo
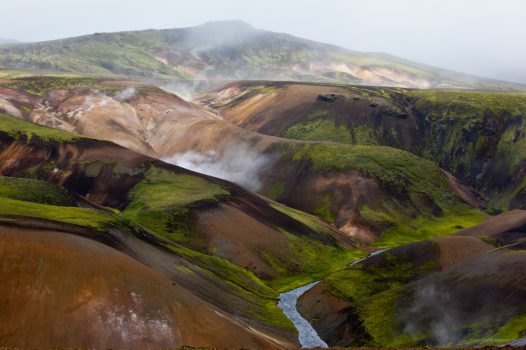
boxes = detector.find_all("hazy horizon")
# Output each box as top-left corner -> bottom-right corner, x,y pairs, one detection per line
1,0 -> 525,83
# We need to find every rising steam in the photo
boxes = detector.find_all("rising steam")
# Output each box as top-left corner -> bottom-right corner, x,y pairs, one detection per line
114,87 -> 137,101
401,283 -> 460,346
164,142 -> 275,191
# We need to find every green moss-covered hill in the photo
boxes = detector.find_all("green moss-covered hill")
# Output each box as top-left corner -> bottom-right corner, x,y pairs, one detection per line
0,77 -> 488,249
296,215 -> 526,347
202,81 -> 526,213
0,21 -> 523,90
0,112 -> 368,347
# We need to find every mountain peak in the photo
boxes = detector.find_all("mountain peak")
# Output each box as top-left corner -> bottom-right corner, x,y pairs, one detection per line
198,20 -> 255,31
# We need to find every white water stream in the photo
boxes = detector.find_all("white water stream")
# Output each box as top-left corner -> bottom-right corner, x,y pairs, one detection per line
277,281 -> 328,348
277,249 -> 392,348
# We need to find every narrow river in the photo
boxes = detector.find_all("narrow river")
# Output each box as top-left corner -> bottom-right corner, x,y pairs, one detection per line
277,249 -> 391,348
277,281 -> 328,348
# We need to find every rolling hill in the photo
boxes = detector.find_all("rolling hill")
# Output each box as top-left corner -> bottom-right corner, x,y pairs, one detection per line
0,77 -> 487,248
297,211 -> 526,347
1,76 -> 525,347
0,110 -> 370,347
199,80 -> 526,213
0,21 -> 524,90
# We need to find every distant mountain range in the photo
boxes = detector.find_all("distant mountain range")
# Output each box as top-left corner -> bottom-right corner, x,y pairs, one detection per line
0,20 -> 524,90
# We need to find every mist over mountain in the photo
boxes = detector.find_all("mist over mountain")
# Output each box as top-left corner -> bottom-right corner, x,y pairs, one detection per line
0,20 -> 523,90
0,38 -> 18,45
0,3 -> 525,347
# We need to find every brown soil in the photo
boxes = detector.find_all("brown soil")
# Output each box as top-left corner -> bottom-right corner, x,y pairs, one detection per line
0,225 -> 289,348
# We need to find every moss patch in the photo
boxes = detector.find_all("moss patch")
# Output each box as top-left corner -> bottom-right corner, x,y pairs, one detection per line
0,113 -> 82,142
0,197 -> 116,231
282,119 -> 352,144
122,167 -> 230,242
0,176 -> 75,206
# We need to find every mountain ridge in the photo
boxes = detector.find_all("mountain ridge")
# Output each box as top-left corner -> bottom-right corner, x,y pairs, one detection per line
1,20 -> 524,90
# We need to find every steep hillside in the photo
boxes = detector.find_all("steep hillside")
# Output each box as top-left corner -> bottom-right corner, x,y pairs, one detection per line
0,21 -> 523,90
296,211 -> 526,347
0,77 -> 486,247
0,111 -> 375,347
200,81 -> 526,212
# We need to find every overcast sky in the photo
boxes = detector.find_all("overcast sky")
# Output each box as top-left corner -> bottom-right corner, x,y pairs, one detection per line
1,0 -> 525,83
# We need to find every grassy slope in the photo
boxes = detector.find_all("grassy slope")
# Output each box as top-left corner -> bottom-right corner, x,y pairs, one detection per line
407,90 -> 526,210
0,113 -> 82,142
1,22 -> 521,89
0,171 -> 293,330
0,113 -> 360,330
122,167 -> 356,292
122,167 -> 231,243
271,85 -> 526,211
0,176 -> 75,206
2,76 -> 122,96
279,142 -> 487,247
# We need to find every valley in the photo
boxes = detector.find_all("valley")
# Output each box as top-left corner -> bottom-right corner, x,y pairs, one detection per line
0,74 -> 524,348
0,16 -> 524,349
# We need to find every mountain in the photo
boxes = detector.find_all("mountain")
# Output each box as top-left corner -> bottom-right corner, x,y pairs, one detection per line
0,77 -> 487,248
0,21 -> 524,90
0,110 -> 367,347
1,76 -> 525,347
297,211 -> 526,347
199,80 -> 526,214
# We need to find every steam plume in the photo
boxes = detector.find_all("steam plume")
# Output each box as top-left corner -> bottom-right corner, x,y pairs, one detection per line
164,142 -> 274,191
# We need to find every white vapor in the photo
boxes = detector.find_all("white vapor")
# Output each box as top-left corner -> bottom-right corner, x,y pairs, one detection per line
401,283 -> 459,346
115,87 -> 137,101
163,142 -> 274,191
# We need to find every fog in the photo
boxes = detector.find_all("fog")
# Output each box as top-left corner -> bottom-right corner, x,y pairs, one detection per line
1,0 -> 525,83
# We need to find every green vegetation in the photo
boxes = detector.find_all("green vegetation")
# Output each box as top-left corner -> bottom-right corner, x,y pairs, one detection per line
0,33 -> 176,77
351,125 -> 379,145
357,288 -> 413,346
285,142 -> 487,245
408,90 -> 526,117
247,85 -> 280,94
0,176 -> 75,206
406,90 -> 526,211
325,242 -> 439,302
122,167 -> 230,242
163,243 -> 294,330
483,313 -> 526,346
3,77 -> 110,96
0,113 -> 82,142
320,241 -> 442,346
314,192 -> 335,223
282,119 -> 352,144
266,204 -> 364,291
0,197 -> 116,230
267,238 -> 357,292
0,23 -> 516,89
360,204 -> 487,247
270,201 -> 335,235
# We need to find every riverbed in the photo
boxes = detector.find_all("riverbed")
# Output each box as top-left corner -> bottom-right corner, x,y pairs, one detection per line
277,281 -> 328,348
